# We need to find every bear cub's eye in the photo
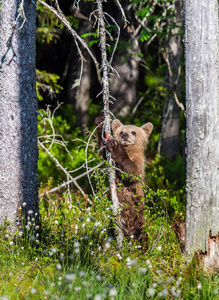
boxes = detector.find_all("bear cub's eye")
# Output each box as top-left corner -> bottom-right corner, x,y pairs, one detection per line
120,131 -> 123,136
131,131 -> 136,136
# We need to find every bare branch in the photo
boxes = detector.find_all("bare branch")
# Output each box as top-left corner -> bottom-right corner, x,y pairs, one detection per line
14,0 -> 27,29
96,0 -> 123,248
104,12 -> 120,66
37,0 -> 99,68
39,162 -> 104,198
38,140 -> 93,205
114,0 -> 129,28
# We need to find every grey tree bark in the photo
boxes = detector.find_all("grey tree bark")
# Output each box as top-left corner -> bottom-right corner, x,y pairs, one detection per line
159,0 -> 183,161
184,0 -> 219,258
110,38 -> 140,118
0,0 -> 38,228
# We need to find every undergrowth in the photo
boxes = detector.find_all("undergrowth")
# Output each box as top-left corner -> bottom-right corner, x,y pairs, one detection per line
0,190 -> 219,299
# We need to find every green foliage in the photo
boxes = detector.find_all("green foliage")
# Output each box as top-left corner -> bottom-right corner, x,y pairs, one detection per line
146,155 -> 186,218
37,2 -> 78,44
133,0 -> 182,43
36,69 -> 63,101
81,31 -> 99,47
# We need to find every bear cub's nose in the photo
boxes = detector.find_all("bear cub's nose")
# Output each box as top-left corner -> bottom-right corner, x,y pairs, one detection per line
121,133 -> 129,140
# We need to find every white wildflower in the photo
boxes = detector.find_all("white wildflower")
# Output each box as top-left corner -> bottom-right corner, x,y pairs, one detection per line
135,245 -> 141,249
197,283 -> 202,290
146,259 -> 151,265
109,288 -> 117,297
79,271 -> 86,277
105,242 -> 110,249
126,257 -> 137,267
74,287 -> 81,293
56,263 -> 62,270
147,287 -> 156,297
30,288 -> 37,294
116,253 -> 122,260
51,248 -> 57,254
139,267 -> 147,274
96,275 -> 102,281
162,289 -> 168,296
30,235 -> 35,241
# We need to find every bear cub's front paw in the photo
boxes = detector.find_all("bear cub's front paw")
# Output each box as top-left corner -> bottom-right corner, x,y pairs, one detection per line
106,139 -> 127,163
94,112 -> 105,134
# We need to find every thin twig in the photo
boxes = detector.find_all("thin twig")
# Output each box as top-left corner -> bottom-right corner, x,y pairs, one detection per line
85,124 -> 103,196
37,0 -> 99,68
39,162 -> 104,198
114,0 -> 129,28
14,0 -> 27,29
104,12 -> 120,66
38,140 -> 93,205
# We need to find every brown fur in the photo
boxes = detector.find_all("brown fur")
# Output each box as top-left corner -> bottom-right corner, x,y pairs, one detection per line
95,114 -> 153,248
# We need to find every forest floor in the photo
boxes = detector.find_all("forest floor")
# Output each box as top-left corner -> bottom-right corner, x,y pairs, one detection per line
0,193 -> 219,300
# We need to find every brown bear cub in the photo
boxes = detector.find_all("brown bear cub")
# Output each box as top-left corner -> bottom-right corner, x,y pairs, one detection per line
95,114 -> 153,248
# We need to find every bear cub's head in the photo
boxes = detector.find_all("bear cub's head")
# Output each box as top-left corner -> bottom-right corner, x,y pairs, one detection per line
112,119 -> 153,152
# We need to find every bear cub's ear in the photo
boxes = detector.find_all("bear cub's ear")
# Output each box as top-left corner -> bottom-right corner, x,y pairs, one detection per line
112,119 -> 123,134
141,122 -> 153,136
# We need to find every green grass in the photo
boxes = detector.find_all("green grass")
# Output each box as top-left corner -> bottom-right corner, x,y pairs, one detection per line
0,194 -> 219,300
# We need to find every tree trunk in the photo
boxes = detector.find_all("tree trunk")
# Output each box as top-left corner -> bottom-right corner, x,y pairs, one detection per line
184,0 -> 219,258
64,5 -> 92,128
110,38 -> 140,118
0,0 -> 38,228
159,0 -> 183,161
75,51 -> 91,127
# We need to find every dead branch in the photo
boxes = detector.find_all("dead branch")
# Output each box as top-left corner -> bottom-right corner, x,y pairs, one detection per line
38,140 -> 93,205
114,0 -> 129,28
14,0 -> 27,30
96,0 -> 124,248
37,0 -> 99,68
39,161 -> 104,198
